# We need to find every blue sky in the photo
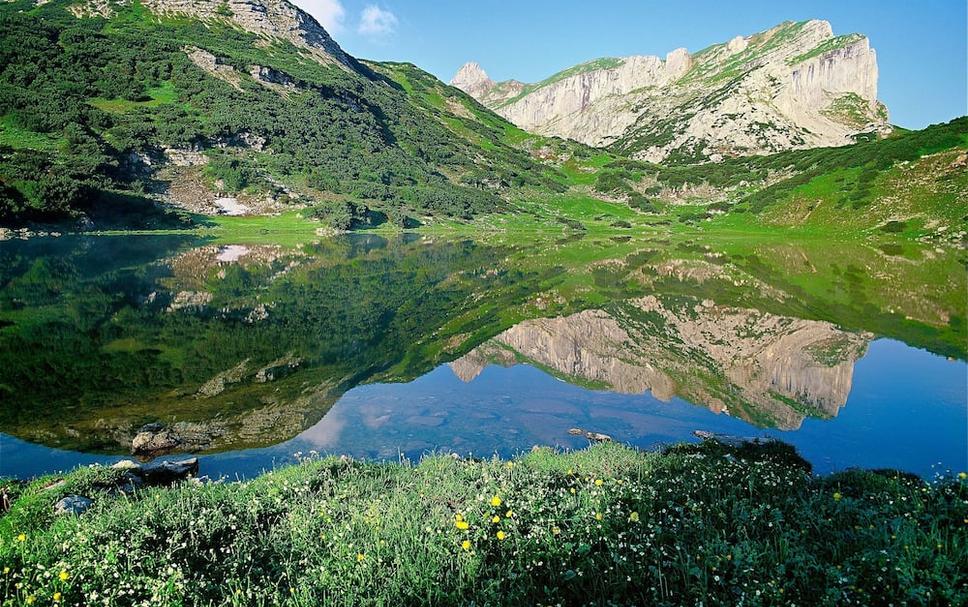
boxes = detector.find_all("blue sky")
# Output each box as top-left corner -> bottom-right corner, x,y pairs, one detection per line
293,0 -> 966,129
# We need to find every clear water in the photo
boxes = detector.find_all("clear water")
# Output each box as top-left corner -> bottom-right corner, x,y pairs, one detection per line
1,234 -> 965,479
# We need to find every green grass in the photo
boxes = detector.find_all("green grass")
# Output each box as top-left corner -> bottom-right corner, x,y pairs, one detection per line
0,115 -> 65,152
88,81 -> 179,114
2,441 -> 965,606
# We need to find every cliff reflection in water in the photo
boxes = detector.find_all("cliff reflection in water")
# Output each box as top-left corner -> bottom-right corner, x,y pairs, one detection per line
0,232 -> 964,469
452,298 -> 870,430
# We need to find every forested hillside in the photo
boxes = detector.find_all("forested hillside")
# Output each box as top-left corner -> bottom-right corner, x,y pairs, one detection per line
0,0 -> 571,227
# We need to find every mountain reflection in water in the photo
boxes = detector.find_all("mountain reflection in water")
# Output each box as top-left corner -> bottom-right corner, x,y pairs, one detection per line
0,233 -> 964,478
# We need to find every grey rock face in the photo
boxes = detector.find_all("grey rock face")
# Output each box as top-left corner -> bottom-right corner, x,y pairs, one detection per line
453,20 -> 889,161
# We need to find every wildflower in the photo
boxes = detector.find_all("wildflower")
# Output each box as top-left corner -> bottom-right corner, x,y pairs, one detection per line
2,567 -> 8,574
53,593 -> 62,603
490,495 -> 502,507
59,570 -> 70,582
496,530 -> 507,541
629,511 -> 640,523
506,462 -> 514,469
595,512 -> 603,521
567,468 -> 574,475
461,540 -> 471,551
455,520 -> 469,530
16,533 -> 25,543
356,553 -> 365,562
594,479 -> 603,486
833,492 -> 842,501
505,510 -> 513,518
491,515 -> 501,524
25,597 -> 35,605
569,488 -> 576,494
551,526 -> 561,535
959,472 -> 967,480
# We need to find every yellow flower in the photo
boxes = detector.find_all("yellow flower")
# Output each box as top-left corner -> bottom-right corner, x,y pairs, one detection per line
356,553 -> 366,562
505,510 -> 513,518
567,468 -> 574,475
461,540 -> 471,551
551,526 -> 561,535
455,513 -> 464,522
959,472 -> 967,480
569,488 -> 576,494
595,512 -> 603,521
506,462 -> 514,469
25,597 -> 35,605
491,515 -> 501,524
455,520 -> 469,530
496,530 -> 507,541
833,492 -> 842,501
594,479 -> 603,486
629,511 -> 639,523
53,593 -> 61,603
16,533 -> 25,543
490,495 -> 502,507
2,567 -> 8,574
59,570 -> 70,582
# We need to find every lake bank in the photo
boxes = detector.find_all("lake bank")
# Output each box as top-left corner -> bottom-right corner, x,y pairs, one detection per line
2,441 -> 965,606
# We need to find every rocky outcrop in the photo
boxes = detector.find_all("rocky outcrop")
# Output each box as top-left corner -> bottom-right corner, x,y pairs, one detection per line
71,0 -> 357,71
453,20 -> 890,162
451,296 -> 871,429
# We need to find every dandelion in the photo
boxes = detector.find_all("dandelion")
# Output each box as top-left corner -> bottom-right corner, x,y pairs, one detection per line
25,597 -> 35,605
356,553 -> 366,562
959,472 -> 967,480
595,479 -> 603,486
551,526 -> 561,535
595,512 -> 603,521
629,511 -> 640,523
505,510 -> 513,518
2,567 -> 8,574
506,462 -> 514,469
569,488 -> 576,494
496,530 -> 507,541
59,570 -> 70,582
490,495 -> 502,507
16,533 -> 25,542
491,515 -> 501,524
461,540 -> 471,551
455,520 -> 469,530
53,593 -> 62,603
833,492 -> 842,501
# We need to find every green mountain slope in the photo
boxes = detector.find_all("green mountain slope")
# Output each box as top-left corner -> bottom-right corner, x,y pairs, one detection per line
0,0 -> 574,228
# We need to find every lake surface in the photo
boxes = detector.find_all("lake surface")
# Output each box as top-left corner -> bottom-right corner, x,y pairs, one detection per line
0,233 -> 965,479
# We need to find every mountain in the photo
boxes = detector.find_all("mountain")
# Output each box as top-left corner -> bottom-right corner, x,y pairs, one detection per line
0,0 -> 573,226
453,20 -> 891,163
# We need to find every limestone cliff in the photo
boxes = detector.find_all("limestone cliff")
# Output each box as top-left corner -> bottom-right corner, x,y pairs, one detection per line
452,20 -> 890,162
451,297 -> 871,430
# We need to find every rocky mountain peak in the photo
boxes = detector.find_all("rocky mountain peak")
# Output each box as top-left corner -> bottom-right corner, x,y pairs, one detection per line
453,19 -> 890,162
450,62 -> 495,98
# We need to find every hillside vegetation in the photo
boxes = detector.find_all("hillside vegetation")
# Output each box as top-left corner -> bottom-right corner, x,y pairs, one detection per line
0,0 -> 578,227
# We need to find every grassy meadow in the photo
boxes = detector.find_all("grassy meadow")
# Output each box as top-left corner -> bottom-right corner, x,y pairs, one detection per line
1,442 -> 966,606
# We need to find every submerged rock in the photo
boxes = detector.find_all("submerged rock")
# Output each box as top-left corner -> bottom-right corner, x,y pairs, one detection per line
54,495 -> 94,516
568,428 -> 613,442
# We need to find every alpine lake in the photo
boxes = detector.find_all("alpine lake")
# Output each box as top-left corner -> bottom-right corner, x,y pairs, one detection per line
1,227 -> 965,480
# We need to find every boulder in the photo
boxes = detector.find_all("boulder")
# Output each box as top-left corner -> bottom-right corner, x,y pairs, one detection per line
54,495 -> 94,516
139,458 -> 199,485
